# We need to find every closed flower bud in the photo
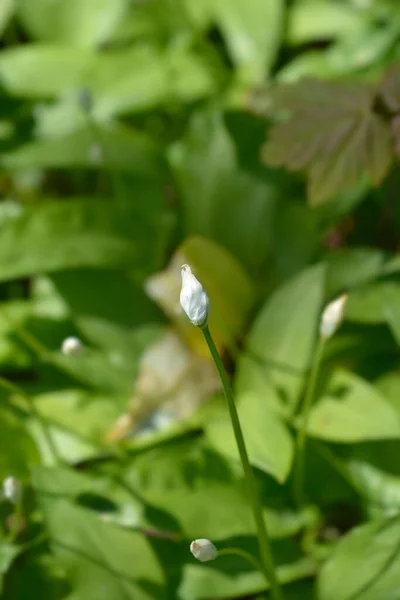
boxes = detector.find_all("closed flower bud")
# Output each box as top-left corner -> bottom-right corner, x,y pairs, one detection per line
62,336 -> 83,356
180,265 -> 210,328
190,539 -> 218,562
320,294 -> 347,339
2,476 -> 22,504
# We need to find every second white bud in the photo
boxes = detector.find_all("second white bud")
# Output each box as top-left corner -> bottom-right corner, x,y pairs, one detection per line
320,294 -> 347,340
180,265 -> 210,328
190,539 -> 218,562
62,336 -> 83,356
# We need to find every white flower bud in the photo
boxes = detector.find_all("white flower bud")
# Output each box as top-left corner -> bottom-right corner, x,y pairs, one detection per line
320,294 -> 347,340
2,477 -> 22,504
180,265 -> 210,328
190,539 -> 218,562
62,336 -> 83,356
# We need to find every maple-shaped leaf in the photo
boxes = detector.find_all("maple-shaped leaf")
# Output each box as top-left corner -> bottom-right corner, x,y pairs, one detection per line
379,65 -> 400,113
262,79 -> 394,206
379,66 -> 400,160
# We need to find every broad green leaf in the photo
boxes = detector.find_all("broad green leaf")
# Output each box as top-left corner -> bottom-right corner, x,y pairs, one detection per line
211,0 -> 284,83
381,283 -> 400,345
34,471 -> 166,600
344,279 -> 400,325
205,392 -> 294,482
2,123 -> 163,174
0,0 -> 14,37
51,269 -> 163,351
0,399 -> 39,481
318,516 -> 400,600
262,80 -> 393,205
287,1 -> 365,46
325,248 -> 389,298
16,0 -> 127,46
0,45 -> 216,119
0,199 -> 168,281
236,263 -> 325,410
0,45 -> 94,97
180,539 -> 315,599
307,371 -> 400,442
0,540 -> 21,594
344,439 -> 400,518
124,437 -> 310,541
169,110 -> 277,277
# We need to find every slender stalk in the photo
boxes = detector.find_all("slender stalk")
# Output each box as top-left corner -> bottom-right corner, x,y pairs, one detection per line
218,547 -> 263,572
0,375 -> 61,465
293,336 -> 325,508
202,326 -> 283,600
8,492 -> 23,544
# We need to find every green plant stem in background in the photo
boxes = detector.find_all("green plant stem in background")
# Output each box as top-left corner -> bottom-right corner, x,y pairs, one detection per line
218,547 -> 263,572
8,492 -> 23,544
294,336 -> 325,508
202,326 -> 284,600
0,375 -> 61,465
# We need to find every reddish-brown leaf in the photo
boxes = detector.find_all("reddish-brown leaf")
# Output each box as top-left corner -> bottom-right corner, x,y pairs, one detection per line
262,79 -> 394,206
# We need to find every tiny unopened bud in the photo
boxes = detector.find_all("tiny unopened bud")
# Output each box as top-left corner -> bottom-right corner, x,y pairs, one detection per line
320,294 -> 347,339
180,265 -> 210,328
2,477 -> 22,504
62,337 -> 83,356
190,539 -> 218,562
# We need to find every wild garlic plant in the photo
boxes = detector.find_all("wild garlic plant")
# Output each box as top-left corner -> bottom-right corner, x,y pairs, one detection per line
294,294 -> 348,507
180,264 -> 283,600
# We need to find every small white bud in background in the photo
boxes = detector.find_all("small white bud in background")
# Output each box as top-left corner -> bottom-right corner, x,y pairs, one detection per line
2,477 -> 22,504
190,539 -> 218,562
180,265 -> 210,328
62,337 -> 83,356
320,294 -> 348,340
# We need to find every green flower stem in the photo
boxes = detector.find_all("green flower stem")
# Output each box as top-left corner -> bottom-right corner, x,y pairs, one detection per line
0,375 -> 61,465
202,326 -> 283,600
218,547 -> 263,572
293,335 -> 325,508
8,491 -> 23,544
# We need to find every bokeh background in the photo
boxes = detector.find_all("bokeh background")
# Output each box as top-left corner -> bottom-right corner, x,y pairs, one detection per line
0,0 -> 400,599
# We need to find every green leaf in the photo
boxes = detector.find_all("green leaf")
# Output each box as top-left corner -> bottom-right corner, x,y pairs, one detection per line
0,198 -> 168,282
325,248 -> 389,298
34,469 -> 166,600
2,123 -> 163,174
318,516 -> 400,600
205,392 -> 294,482
344,439 -> 400,518
236,263 -> 325,410
0,399 -> 39,481
16,0 -> 127,46
180,538 -> 315,599
0,540 -> 21,594
211,0 -> 284,83
0,45 -> 216,119
262,80 -> 393,205
169,110 -> 278,277
307,371 -> 400,442
0,0 -> 14,37
124,437 -> 309,541
287,1 -> 364,46
51,269 -> 163,351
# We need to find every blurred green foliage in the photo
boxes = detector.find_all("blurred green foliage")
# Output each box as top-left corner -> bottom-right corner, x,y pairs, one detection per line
0,0 -> 399,598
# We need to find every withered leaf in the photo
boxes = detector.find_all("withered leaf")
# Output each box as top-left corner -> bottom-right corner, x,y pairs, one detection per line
379,65 -> 400,113
262,79 -> 393,206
